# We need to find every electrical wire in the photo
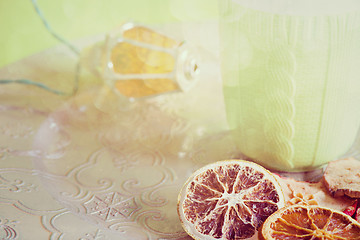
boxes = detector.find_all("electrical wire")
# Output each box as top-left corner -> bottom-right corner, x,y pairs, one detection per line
0,0 -> 81,96
31,0 -> 80,56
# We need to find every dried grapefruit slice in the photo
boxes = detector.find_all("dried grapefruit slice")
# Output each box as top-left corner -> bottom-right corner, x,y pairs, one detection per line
177,160 -> 285,239
261,205 -> 360,240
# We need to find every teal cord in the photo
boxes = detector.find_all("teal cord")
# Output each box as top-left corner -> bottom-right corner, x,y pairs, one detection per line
0,79 -> 67,95
0,0 -> 81,96
31,0 -> 80,56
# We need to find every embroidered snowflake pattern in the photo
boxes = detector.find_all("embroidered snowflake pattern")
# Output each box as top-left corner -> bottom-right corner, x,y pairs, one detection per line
84,192 -> 139,222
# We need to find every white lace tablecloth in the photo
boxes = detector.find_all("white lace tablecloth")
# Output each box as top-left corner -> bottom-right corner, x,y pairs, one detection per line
0,22 -> 242,240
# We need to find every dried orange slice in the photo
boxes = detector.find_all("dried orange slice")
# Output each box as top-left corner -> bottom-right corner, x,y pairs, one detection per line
177,160 -> 285,239
261,204 -> 360,239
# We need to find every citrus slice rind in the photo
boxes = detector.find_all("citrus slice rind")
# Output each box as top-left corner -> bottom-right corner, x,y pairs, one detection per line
261,204 -> 360,240
177,160 -> 285,240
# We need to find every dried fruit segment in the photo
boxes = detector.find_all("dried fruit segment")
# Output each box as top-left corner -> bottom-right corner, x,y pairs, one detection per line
261,205 -> 360,240
178,160 -> 285,240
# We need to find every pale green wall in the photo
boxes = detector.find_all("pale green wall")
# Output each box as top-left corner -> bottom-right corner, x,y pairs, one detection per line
0,0 -> 218,67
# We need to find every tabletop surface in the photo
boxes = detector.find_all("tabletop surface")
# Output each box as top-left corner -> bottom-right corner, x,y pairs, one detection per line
0,22 -> 234,240
2,20 -> 360,240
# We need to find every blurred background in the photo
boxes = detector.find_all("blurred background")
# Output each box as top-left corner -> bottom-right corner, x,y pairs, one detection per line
0,0 -> 218,68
